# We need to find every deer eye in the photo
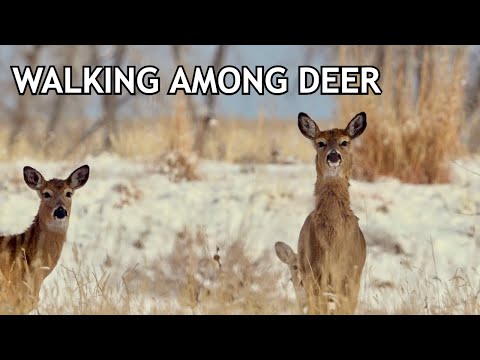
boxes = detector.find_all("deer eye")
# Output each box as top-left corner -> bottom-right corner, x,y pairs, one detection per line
318,142 -> 326,148
43,192 -> 51,199
340,141 -> 349,147
293,265 -> 298,270
66,192 -> 73,198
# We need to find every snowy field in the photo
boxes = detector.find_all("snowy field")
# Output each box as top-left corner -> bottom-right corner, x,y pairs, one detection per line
1,153 -> 480,314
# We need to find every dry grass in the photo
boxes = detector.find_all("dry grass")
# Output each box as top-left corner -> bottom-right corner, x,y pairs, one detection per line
153,151 -> 201,182
0,117 -> 312,163
141,226 -> 294,314
2,226 -> 480,315
1,45 -> 473,186
0,45 -> 476,186
336,45 -> 468,184
0,91 -> 314,187
361,265 -> 480,315
3,227 -> 298,315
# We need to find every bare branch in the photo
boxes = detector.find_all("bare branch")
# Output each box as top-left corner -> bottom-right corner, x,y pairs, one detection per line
103,45 -> 127,150
171,45 -> 198,123
46,45 -> 77,137
67,45 -> 130,154
8,45 -> 43,154
192,45 -> 229,156
117,94 -> 131,108
205,45 -> 227,116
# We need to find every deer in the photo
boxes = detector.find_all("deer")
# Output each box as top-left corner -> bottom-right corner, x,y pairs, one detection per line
0,165 -> 90,314
295,111 -> 367,315
274,241 -> 307,313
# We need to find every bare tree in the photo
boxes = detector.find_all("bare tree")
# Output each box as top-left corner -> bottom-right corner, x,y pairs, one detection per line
8,45 -> 43,155
171,45 -> 198,125
465,46 -> 480,119
63,45 -> 130,157
170,45 -> 228,157
43,45 -> 77,155
91,45 -> 128,150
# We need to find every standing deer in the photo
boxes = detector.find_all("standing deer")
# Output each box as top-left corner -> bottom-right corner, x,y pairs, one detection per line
296,111 -> 367,315
0,165 -> 90,314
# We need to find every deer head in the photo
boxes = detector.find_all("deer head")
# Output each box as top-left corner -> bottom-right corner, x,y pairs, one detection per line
298,112 -> 367,180
23,165 -> 90,233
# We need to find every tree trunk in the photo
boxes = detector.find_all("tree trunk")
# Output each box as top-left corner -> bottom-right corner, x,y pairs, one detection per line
171,45 -> 198,126
192,45 -> 227,157
8,45 -> 43,155
43,45 -> 77,156
90,45 -> 127,151
170,45 -> 228,157
103,45 -> 126,150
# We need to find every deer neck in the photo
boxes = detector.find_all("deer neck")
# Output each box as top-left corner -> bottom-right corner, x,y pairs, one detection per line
314,176 -> 354,223
24,214 -> 68,271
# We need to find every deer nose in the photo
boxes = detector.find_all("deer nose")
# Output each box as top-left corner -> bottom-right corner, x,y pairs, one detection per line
327,150 -> 341,163
54,207 -> 68,219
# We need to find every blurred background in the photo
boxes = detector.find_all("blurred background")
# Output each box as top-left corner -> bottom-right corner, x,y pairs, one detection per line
0,45 -> 478,183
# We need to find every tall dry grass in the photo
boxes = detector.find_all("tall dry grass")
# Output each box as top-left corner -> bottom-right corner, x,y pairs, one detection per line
2,225 -> 480,315
0,45 -> 472,185
0,93 -> 314,169
336,45 -> 468,184
0,227 -> 298,315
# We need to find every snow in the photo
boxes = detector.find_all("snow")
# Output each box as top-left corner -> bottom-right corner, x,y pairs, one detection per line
1,152 -> 479,314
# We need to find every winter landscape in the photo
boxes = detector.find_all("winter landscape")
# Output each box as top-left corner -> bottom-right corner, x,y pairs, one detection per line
1,45 -> 480,314
1,152 -> 479,314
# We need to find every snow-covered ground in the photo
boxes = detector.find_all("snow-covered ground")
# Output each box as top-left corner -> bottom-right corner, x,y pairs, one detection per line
1,153 -> 479,314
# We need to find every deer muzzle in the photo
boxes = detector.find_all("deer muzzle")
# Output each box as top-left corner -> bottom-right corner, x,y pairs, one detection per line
326,150 -> 342,167
53,206 -> 68,220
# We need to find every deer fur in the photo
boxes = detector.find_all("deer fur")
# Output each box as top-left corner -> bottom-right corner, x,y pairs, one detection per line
274,241 -> 306,312
296,111 -> 367,315
0,165 -> 89,314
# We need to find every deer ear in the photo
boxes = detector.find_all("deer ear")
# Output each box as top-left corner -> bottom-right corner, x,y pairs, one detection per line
346,112 -> 367,139
67,165 -> 90,190
275,242 -> 296,265
23,166 -> 45,190
298,112 -> 320,140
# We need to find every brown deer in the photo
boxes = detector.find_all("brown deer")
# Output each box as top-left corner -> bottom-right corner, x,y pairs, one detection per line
0,165 -> 90,314
296,111 -> 367,315
274,241 -> 306,313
